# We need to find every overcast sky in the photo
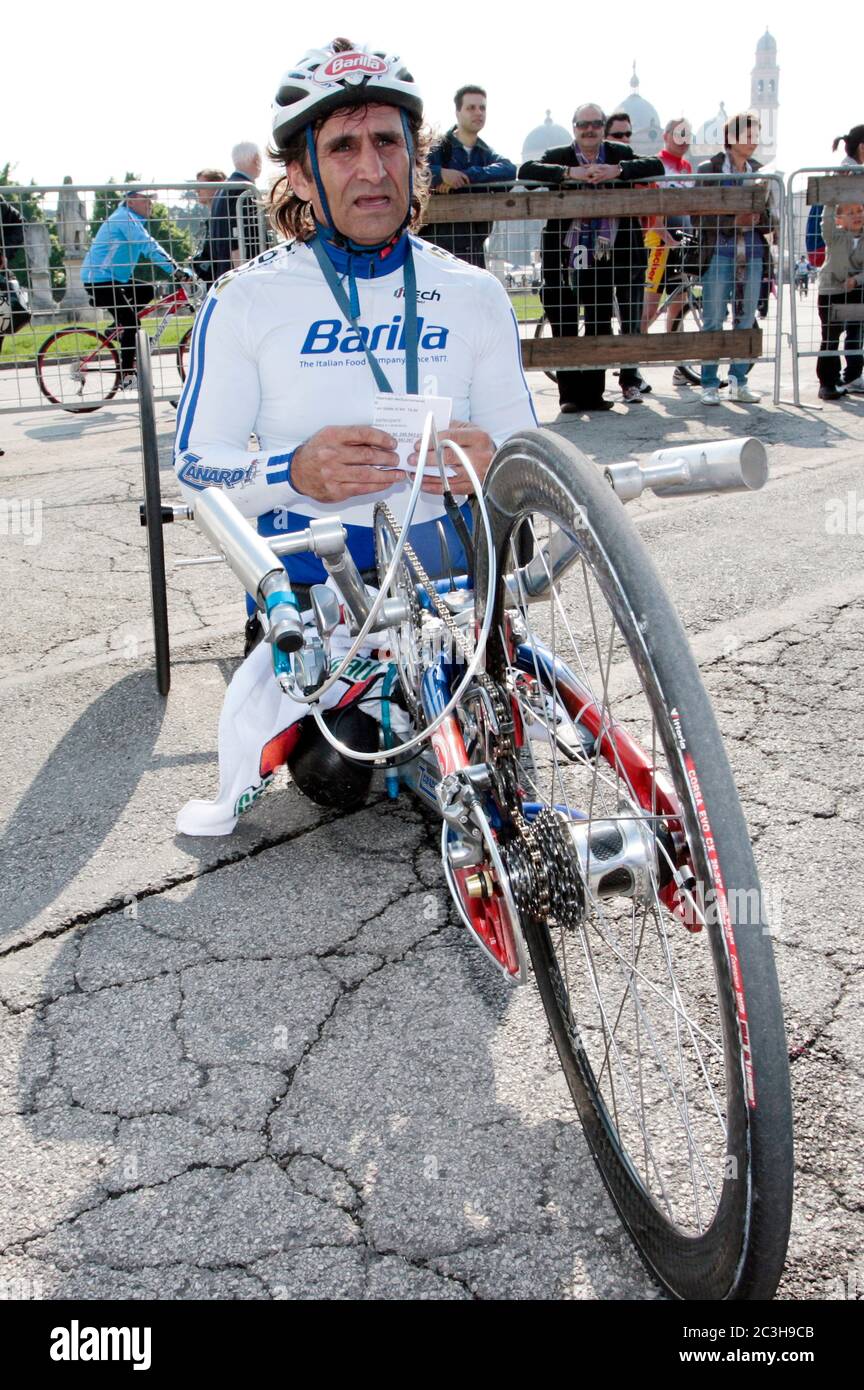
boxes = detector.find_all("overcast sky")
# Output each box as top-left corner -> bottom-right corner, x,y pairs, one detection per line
3,1 -> 856,191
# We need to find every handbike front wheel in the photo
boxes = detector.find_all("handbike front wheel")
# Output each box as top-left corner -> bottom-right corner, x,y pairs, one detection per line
476,429 -> 793,1300
36,328 -> 120,412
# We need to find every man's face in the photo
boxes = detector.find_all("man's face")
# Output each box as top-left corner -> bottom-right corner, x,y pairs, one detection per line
606,119 -> 632,143
288,104 -> 411,246
457,92 -> 486,134
573,106 -> 606,153
665,121 -> 691,156
127,194 -> 154,218
196,184 -> 218,208
730,122 -> 760,158
250,151 -> 263,180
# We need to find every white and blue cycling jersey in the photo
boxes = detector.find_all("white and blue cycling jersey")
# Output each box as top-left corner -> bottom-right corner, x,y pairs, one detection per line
173,232 -> 537,585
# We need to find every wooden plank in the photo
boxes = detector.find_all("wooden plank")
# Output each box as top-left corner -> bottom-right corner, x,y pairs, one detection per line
806,174 -> 864,205
828,303 -> 864,321
521,328 -> 763,370
420,185 -> 767,226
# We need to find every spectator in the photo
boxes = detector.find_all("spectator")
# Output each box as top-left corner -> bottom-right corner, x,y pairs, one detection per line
519,103 -> 662,412
209,142 -> 264,280
604,111 -> 650,393
801,127 -> 864,280
832,126 -> 864,167
81,189 -> 188,385
427,85 -> 516,268
190,168 -> 227,286
815,202 -> 864,400
695,112 -> 775,406
640,118 -> 694,336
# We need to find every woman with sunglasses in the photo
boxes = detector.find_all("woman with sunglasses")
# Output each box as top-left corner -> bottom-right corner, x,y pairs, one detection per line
520,104 -> 663,412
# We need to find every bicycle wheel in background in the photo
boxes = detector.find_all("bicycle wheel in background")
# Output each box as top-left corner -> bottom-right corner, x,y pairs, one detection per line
177,326 -> 193,383
475,429 -> 793,1300
36,327 -> 120,412
137,331 -> 171,696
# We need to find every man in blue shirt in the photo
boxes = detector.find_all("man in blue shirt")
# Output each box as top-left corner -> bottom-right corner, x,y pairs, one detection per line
81,188 -> 187,384
427,85 -> 515,267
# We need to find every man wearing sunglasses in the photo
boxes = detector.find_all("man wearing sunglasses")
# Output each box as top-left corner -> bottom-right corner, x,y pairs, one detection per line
520,104 -> 663,411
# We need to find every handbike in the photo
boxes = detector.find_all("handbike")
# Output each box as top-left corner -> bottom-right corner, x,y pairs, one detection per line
182,421 -> 793,1301
36,275 -> 205,412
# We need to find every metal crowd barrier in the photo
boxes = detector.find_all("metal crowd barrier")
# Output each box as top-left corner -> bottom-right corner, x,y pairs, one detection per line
422,172 -> 786,404
1,173 -> 787,414
785,165 -> 864,406
0,181 -> 272,414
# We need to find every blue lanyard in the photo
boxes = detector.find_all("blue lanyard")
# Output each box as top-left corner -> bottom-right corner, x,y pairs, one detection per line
310,235 -> 419,396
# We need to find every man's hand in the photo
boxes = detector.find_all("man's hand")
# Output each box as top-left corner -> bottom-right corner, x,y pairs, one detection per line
291,426 -> 403,503
407,421 -> 495,496
846,276 -> 859,291
440,167 -> 470,190
578,164 -> 622,184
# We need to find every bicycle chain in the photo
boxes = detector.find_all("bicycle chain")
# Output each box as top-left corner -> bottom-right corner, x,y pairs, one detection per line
377,502 -> 551,925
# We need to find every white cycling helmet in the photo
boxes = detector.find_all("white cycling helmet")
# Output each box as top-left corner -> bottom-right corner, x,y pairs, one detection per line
272,40 -> 423,150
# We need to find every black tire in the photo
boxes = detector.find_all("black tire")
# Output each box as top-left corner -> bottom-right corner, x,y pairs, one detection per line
137,332 -> 171,696
36,327 -> 120,412
476,429 -> 793,1300
177,326 -> 193,383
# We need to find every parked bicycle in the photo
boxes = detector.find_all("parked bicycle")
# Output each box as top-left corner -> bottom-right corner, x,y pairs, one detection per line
36,276 -> 204,412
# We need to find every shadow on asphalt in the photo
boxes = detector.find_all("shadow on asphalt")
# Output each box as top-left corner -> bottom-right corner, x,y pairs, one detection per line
0,671 -> 167,944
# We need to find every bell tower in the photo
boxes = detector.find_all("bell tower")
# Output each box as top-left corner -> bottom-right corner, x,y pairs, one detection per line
750,29 -> 779,163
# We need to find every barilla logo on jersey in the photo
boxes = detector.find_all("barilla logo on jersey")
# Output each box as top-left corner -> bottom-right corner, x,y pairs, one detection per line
394,287 -> 441,301
178,455 -> 256,489
301,316 -> 449,355
314,53 -> 388,85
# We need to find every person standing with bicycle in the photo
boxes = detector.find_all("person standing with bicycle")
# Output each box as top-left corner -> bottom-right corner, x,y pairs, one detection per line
81,188 -> 190,388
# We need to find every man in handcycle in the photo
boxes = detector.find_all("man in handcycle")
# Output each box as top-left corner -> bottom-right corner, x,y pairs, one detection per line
173,36 -> 537,836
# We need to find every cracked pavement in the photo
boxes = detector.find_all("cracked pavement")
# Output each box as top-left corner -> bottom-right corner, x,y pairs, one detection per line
1,357 -> 863,1300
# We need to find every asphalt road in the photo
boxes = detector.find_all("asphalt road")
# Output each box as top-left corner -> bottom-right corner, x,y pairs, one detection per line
0,352 -> 861,1301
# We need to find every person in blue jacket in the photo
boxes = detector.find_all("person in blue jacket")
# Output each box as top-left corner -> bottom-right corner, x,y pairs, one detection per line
81,188 -> 188,384
427,85 -> 516,267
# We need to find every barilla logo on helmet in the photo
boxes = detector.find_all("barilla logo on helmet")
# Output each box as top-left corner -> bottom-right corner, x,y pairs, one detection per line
314,52 -> 389,86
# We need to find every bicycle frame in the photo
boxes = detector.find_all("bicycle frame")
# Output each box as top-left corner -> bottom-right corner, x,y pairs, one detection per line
77,285 -> 194,367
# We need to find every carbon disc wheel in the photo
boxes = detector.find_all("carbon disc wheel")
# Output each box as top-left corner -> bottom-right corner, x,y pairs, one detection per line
475,428 -> 793,1300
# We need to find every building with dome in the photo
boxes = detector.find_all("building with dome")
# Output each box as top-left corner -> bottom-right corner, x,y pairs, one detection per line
521,111 -> 571,164
603,32 -> 779,166
614,65 -> 662,157
689,31 -> 779,165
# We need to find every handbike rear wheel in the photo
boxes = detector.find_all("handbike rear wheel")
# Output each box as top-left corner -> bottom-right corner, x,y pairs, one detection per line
476,429 -> 793,1300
